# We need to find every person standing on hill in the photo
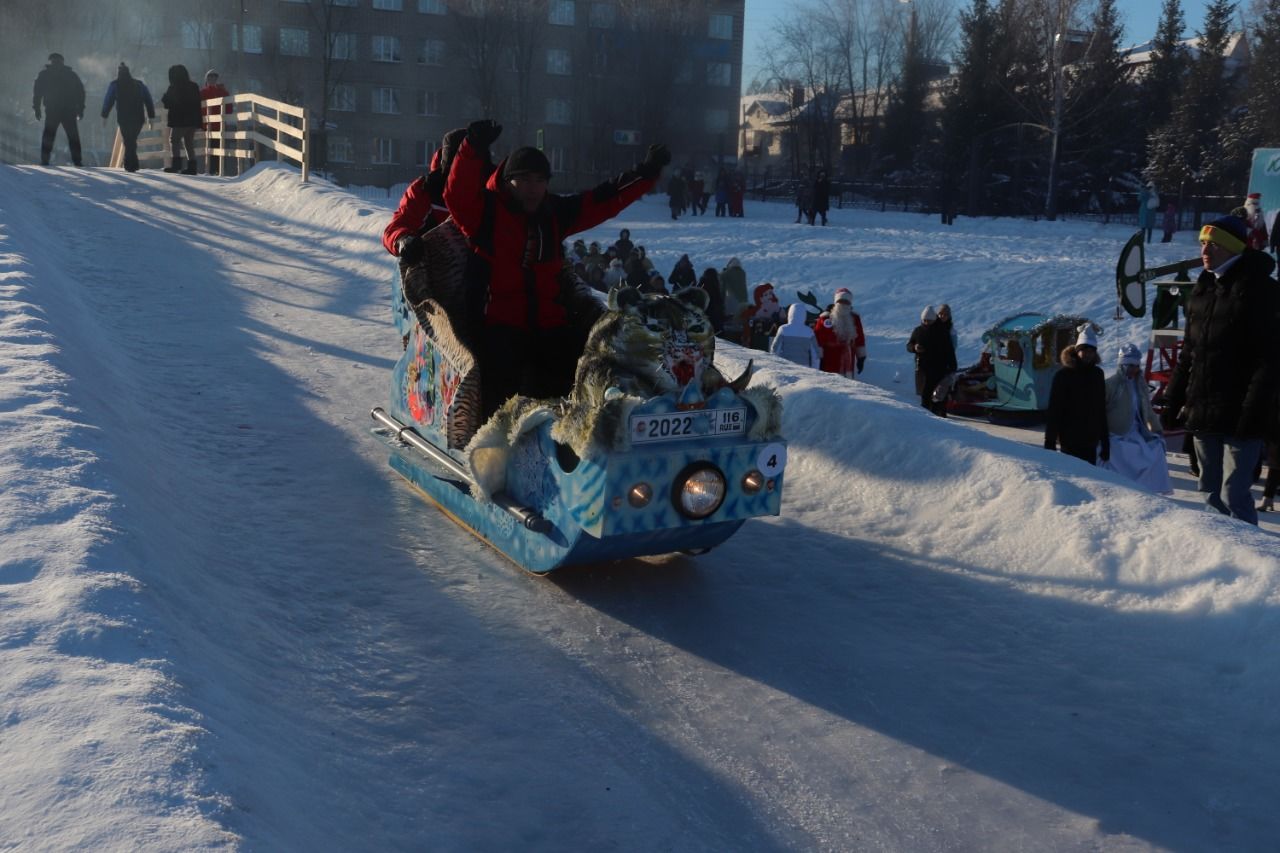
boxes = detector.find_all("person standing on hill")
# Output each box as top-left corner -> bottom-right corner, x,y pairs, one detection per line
770,303 -> 822,367
198,70 -> 231,175
32,53 -> 85,167
814,287 -> 866,378
1044,326 -> 1110,465
1163,215 -> 1280,524
100,63 -> 155,173
161,65 -> 202,174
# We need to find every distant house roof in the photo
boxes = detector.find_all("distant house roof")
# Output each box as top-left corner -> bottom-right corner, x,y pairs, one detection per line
741,95 -> 791,119
1122,30 -> 1249,70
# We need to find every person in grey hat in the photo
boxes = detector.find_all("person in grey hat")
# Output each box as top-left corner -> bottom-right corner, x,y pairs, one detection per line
32,52 -> 85,166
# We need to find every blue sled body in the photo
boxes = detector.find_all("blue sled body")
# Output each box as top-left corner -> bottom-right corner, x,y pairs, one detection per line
377,323 -> 786,574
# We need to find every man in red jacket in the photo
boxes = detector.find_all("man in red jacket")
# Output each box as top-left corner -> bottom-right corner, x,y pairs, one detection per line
444,119 -> 669,417
382,128 -> 469,262
198,70 -> 230,175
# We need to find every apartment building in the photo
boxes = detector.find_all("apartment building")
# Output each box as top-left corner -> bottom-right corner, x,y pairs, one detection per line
156,0 -> 745,187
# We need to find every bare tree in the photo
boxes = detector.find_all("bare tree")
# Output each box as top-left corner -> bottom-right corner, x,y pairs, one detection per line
450,0 -> 514,120
505,0 -> 549,143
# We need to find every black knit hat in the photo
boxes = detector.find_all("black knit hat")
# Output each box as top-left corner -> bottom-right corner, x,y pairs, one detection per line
503,146 -> 552,180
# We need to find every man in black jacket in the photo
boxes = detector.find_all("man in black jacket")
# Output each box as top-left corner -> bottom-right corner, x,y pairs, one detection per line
1164,215 -> 1280,524
32,53 -> 85,166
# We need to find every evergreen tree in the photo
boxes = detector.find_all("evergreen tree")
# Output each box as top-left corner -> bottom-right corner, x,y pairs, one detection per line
1062,0 -> 1137,212
1147,0 -> 1238,210
1140,0 -> 1188,133
880,8 -> 930,173
1247,0 -> 1280,144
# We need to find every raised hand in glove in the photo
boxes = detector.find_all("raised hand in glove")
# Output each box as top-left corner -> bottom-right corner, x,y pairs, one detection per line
856,356 -> 866,374
637,144 -> 671,179
34,109 -> 41,121
397,234 -> 425,267
466,119 -> 502,149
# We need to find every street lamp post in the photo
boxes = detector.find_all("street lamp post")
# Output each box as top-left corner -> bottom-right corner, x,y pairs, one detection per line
1045,32 -> 1064,221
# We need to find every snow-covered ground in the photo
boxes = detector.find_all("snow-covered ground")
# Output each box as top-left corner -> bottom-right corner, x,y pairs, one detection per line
2,163 -> 1278,851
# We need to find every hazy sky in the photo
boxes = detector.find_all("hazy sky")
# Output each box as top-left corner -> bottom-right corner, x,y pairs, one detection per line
741,0 -> 1167,91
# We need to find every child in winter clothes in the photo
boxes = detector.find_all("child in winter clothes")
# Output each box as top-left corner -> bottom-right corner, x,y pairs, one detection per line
198,70 -> 230,174
770,304 -> 821,368
1101,343 -> 1171,492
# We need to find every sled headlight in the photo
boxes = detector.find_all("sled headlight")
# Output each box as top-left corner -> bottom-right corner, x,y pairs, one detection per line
742,470 -> 765,495
628,482 -> 653,508
673,463 -> 726,520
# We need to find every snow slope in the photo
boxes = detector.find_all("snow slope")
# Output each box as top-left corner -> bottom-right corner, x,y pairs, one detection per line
2,163 -> 1278,852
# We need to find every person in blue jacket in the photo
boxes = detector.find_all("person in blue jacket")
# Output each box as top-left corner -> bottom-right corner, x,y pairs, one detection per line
101,63 -> 155,173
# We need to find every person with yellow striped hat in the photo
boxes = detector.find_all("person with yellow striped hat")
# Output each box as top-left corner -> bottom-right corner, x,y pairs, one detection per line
1163,215 -> 1280,524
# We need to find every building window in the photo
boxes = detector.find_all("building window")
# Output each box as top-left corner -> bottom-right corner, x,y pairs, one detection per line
371,35 -> 402,62
545,98 -> 572,125
328,32 -> 357,60
417,39 -> 445,65
181,20 -> 213,50
418,0 -> 446,12
706,62 -> 731,86
327,136 -> 354,163
232,24 -> 263,54
417,90 -> 441,116
415,139 -> 438,167
549,0 -> 575,26
373,88 -> 402,114
280,27 -> 310,57
589,3 -> 614,28
548,147 -> 567,173
708,13 -> 733,40
704,109 -> 729,133
546,48 -> 572,75
330,0 -> 358,5
328,84 -> 357,112
372,0 -> 404,9
373,138 -> 398,165
675,60 -> 693,84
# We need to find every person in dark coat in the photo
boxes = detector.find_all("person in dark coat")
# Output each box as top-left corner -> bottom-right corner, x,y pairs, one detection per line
1163,215 -> 1280,524
1044,325 -> 1110,464
811,170 -> 831,225
443,119 -> 668,418
907,305 -> 957,416
101,63 -> 156,173
32,53 -> 85,166
794,182 -> 813,224
688,172 -> 706,216
667,172 -> 687,220
383,127 -> 467,260
161,65 -> 202,174
613,228 -> 634,263
697,268 -> 726,333
668,254 -> 696,290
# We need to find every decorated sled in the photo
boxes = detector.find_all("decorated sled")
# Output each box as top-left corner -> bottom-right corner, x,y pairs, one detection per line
942,312 -> 1102,417
372,223 -> 786,574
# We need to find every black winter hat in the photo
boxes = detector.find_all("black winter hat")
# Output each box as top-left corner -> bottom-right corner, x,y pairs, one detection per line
504,146 -> 552,181
49,53 -> 64,64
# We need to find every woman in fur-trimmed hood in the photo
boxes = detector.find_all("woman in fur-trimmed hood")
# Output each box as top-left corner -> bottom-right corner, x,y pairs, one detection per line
1044,326 -> 1110,465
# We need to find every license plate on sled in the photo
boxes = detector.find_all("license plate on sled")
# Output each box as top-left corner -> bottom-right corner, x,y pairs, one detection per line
630,407 -> 747,444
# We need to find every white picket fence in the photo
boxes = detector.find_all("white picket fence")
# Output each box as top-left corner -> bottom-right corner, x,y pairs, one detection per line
111,92 -> 309,181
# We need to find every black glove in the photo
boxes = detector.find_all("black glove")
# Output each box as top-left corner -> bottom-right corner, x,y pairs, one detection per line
34,109 -> 41,120
466,119 -> 502,149
439,127 -> 467,172
1100,447 -> 1110,462
856,356 -> 866,374
636,144 -> 671,180
397,234 -> 424,267
1160,406 -> 1180,432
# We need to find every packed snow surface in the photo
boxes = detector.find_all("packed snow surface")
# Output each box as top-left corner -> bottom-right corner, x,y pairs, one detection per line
1,163 -> 1278,852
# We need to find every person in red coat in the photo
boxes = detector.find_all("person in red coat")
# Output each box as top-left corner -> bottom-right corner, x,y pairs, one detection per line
444,119 -> 669,417
382,128 -> 469,261
813,287 -> 866,378
198,70 -> 230,175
